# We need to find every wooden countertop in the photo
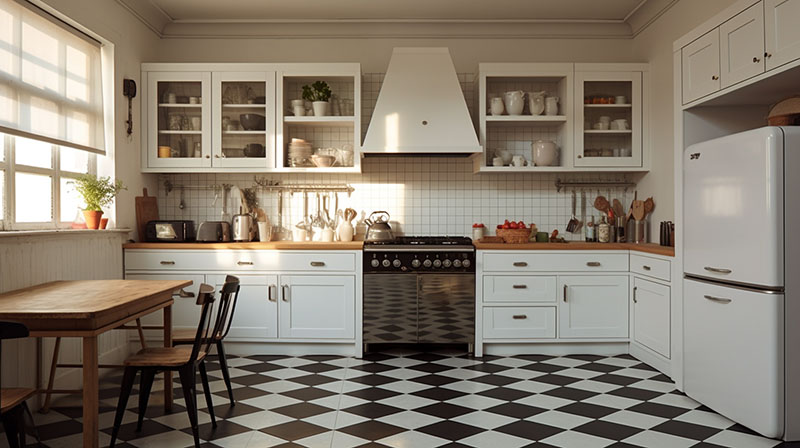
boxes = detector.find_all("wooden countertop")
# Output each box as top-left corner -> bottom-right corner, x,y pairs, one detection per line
123,241 -> 364,250
473,241 -> 674,257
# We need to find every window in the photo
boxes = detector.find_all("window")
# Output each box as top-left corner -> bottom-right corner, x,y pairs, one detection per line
1,133 -> 96,229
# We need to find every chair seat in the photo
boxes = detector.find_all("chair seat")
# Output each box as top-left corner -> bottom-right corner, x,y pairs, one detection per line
1,388 -> 36,414
124,346 -> 206,367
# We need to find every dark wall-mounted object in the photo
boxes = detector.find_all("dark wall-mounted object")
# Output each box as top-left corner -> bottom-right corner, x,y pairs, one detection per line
123,78 -> 137,136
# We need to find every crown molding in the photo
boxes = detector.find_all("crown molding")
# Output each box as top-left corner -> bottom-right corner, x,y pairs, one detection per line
115,0 -> 676,40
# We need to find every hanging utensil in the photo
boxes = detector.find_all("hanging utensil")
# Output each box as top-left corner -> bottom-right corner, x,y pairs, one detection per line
580,190 -> 586,233
644,197 -> 655,217
178,186 -> 185,210
627,190 -> 637,221
612,198 -> 624,220
566,190 -> 579,233
594,194 -> 610,213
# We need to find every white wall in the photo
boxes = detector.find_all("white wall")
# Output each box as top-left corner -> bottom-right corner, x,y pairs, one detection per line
41,0 -> 161,239
632,0 -> 739,237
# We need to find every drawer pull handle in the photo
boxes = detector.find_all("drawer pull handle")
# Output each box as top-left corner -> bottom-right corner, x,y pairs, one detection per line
586,261 -> 601,267
310,261 -> 326,267
753,56 -> 761,63
633,286 -> 638,303
704,266 -> 732,274
513,262 -> 528,267
268,285 -> 277,302
160,261 -> 175,265
173,288 -> 195,299
512,285 -> 527,289
643,265 -> 651,271
282,285 -> 289,302
711,75 -> 719,81
563,284 -> 568,302
238,261 -> 254,266
512,315 -> 527,320
704,294 -> 732,304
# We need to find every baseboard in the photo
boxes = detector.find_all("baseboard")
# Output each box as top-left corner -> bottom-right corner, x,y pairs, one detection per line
483,342 -> 630,357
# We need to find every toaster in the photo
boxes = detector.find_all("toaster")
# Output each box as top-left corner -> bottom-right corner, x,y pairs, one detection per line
144,220 -> 195,242
196,221 -> 232,242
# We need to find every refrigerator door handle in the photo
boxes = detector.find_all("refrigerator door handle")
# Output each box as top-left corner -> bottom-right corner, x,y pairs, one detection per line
704,266 -> 732,274
704,294 -> 732,304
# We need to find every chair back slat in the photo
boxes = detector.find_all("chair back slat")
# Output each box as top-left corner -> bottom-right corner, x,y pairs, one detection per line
215,275 -> 241,341
189,284 -> 216,364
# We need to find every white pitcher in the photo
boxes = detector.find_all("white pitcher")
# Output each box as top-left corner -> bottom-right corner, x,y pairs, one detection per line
527,91 -> 546,115
503,91 -> 525,116
545,96 -> 559,116
489,97 -> 505,116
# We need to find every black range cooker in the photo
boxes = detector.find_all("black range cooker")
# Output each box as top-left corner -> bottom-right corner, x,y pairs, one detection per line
363,236 -> 475,352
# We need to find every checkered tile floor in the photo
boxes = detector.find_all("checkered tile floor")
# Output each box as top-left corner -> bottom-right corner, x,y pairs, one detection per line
11,350 -> 798,448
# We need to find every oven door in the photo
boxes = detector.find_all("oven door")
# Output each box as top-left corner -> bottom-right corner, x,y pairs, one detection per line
363,273 -> 418,344
418,274 -> 475,344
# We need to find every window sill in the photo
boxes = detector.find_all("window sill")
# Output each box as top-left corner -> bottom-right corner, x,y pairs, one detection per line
0,228 -> 131,239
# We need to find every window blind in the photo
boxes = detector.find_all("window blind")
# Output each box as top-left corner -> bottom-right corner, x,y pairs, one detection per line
0,0 -> 106,155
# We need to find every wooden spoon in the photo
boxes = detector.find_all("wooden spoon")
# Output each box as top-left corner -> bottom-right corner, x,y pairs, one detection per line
594,195 -> 610,213
612,199 -> 624,220
644,197 -> 655,217
633,200 -> 645,221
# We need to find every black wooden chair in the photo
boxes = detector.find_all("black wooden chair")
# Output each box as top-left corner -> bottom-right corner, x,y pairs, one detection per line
0,321 -> 40,448
109,280 -> 237,448
172,274 -> 240,406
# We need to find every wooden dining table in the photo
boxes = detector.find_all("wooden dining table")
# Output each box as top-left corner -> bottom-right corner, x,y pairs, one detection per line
0,279 -> 193,448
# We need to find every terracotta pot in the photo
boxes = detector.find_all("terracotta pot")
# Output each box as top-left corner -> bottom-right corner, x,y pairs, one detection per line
99,218 -> 109,230
83,210 -> 103,230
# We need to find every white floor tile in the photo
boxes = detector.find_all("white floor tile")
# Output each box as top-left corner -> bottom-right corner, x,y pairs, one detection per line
514,393 -> 573,410
377,380 -> 433,394
705,430 -> 783,448
567,379 -> 623,394
600,410 -> 669,429
379,368 -> 429,380
330,431 -> 369,448
459,430 -> 533,448
377,430 -> 450,448
526,410 -> 593,429
377,410 -> 445,430
539,430 -> 615,448
128,429 -> 199,448
622,430 -> 698,448
441,380 -> 497,394
647,393 -> 700,409
505,380 -> 558,394
581,393 -> 640,410
445,394 -> 506,410
673,409 -> 736,429
629,379 -> 676,393
333,411 -> 371,429
295,430 -> 333,448
240,393 -> 302,410
377,393 -> 438,410
541,357 -> 591,368
451,410 -> 517,430
227,410 -> 294,429
303,410 -> 340,429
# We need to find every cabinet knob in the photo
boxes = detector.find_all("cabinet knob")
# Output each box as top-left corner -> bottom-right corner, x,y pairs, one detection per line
711,75 -> 719,81
753,56 -> 761,63
642,265 -> 651,271
765,52 -> 773,58
577,155 -> 583,159
204,155 -> 210,159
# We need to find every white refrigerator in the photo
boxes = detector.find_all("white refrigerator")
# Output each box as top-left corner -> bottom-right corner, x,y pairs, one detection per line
683,126 -> 800,441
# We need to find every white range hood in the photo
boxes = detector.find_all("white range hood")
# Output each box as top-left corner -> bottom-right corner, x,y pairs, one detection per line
362,48 -> 481,155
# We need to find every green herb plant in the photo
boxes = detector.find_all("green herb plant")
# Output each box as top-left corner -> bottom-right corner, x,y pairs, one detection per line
70,174 -> 126,211
302,81 -> 332,103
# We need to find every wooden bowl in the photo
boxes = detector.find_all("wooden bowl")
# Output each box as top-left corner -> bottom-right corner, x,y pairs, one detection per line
496,228 -> 532,244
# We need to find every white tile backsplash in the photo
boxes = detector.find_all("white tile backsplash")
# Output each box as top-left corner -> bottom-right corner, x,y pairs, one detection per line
158,73 -> 631,240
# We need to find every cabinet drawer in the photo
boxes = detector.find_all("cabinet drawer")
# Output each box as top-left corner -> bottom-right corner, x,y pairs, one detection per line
274,253 -> 356,272
630,254 -> 670,282
483,276 -> 556,303
125,251 -> 213,271
483,253 -> 628,272
124,250 -> 356,272
483,307 -> 556,339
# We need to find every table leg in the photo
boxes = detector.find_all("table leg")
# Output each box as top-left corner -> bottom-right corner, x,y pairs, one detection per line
164,304 -> 173,413
83,336 -> 99,448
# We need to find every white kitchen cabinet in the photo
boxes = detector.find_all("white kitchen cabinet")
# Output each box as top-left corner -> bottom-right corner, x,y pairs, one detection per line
279,275 -> 355,339
765,0 -> 800,70
211,71 -> 277,169
682,29 -> 721,104
574,70 -> 643,168
144,71 -> 212,170
720,2 -> 765,88
209,274 -> 278,340
633,277 -> 670,358
483,307 -> 557,339
558,275 -> 629,338
123,273 -> 206,331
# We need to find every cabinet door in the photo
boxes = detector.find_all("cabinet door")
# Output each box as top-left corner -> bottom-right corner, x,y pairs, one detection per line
765,0 -> 800,70
210,274 -> 278,340
145,71 -> 212,169
720,2 -> 765,88
279,275 -> 355,339
633,277 -> 670,358
558,275 -> 628,338
574,71 -> 642,167
124,273 -> 206,331
212,71 -> 277,169
682,29 -> 721,104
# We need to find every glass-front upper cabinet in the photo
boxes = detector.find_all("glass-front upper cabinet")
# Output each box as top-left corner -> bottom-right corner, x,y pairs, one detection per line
212,71 -> 276,169
145,71 -> 212,169
574,71 -> 642,168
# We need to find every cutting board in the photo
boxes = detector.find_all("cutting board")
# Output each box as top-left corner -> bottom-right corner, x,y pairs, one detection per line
135,188 -> 158,241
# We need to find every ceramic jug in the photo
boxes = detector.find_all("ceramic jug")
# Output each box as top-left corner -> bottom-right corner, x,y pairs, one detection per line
503,91 -> 525,115
532,140 -> 560,166
545,96 -> 559,116
528,91 -> 546,115
490,97 -> 505,116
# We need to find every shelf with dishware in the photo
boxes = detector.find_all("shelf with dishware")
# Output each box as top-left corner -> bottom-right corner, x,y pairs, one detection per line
584,130 -> 633,134
283,116 -> 357,127
484,115 -> 568,125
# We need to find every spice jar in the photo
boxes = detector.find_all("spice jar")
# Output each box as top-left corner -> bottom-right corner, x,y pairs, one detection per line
472,223 -> 486,241
585,216 -> 596,242
598,215 -> 610,243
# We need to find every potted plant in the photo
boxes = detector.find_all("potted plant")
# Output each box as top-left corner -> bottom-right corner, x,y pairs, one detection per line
302,81 -> 332,117
70,174 -> 125,229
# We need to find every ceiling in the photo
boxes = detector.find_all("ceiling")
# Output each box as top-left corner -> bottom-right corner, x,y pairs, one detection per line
117,0 -> 678,38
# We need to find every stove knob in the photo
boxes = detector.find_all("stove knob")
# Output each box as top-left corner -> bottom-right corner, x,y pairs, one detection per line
382,259 -> 391,268
411,259 -> 421,268
433,259 -> 442,268
442,259 -> 452,268
462,259 -> 471,268
371,259 -> 380,268
423,259 -> 432,268
453,259 -> 462,268
392,259 -> 402,268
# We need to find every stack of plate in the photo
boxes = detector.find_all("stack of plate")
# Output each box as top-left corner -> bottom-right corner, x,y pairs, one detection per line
288,138 -> 313,167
